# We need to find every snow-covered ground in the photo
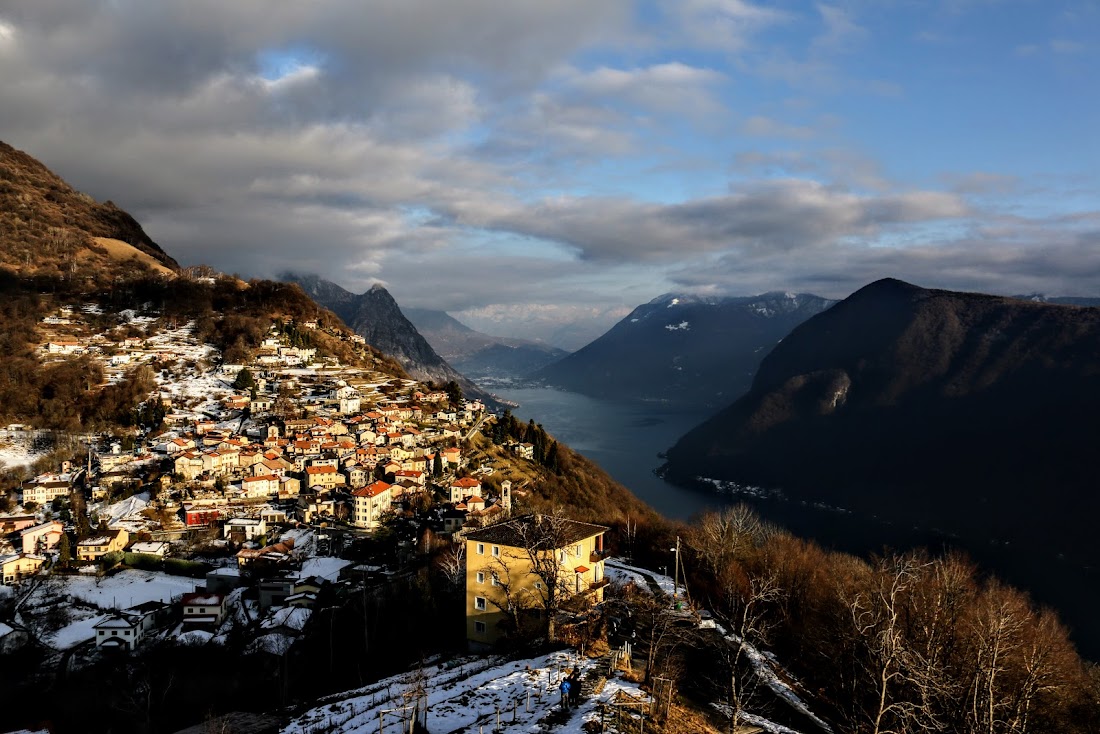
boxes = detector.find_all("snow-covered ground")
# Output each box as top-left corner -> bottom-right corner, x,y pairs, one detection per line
47,612 -> 106,650
604,559 -> 679,597
715,626 -> 833,734
284,650 -> 651,734
0,430 -> 51,470
37,570 -> 198,610
147,322 -> 227,417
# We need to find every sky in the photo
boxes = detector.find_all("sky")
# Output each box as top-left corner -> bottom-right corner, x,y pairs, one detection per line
0,1 -> 1097,348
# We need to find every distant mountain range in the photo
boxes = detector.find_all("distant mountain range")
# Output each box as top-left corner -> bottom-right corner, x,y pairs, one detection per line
531,292 -> 836,408
402,308 -> 569,380
663,278 -> 1100,563
285,274 -> 494,403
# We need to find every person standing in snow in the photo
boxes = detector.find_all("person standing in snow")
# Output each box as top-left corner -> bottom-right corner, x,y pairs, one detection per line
560,678 -> 571,710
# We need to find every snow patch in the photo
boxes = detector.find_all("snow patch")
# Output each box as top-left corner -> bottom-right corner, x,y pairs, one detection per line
664,321 -> 690,331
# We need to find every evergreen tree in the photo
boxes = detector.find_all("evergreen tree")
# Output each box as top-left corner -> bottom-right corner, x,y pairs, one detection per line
232,367 -> 255,391
58,533 -> 71,565
432,452 -> 443,478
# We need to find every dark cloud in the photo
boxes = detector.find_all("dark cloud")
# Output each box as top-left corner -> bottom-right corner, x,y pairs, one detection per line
0,0 -> 1096,347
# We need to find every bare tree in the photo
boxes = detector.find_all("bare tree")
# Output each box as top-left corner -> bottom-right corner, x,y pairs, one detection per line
686,504 -> 777,576
436,541 -> 465,593
511,509 -> 583,643
843,554 -> 930,734
713,562 -> 783,731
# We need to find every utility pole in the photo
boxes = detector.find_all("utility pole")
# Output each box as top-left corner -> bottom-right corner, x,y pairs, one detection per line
672,536 -> 681,601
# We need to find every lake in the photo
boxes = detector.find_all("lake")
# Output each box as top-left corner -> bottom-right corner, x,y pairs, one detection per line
494,385 -> 1100,659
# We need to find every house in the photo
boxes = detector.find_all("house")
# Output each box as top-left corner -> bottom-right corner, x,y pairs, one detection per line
237,538 -> 296,571
165,437 -> 196,455
46,340 -> 85,355
304,464 -> 345,492
1,553 -> 46,584
351,481 -> 393,530
224,517 -> 267,544
442,508 -> 466,535
76,528 -> 129,561
94,614 -> 144,652
241,474 -> 279,499
174,451 -> 205,480
449,477 -> 481,504
0,513 -> 38,534
20,520 -> 64,554
277,475 -> 302,499
21,478 -> 71,506
183,503 -> 221,527
464,514 -> 608,647
180,592 -> 227,630
129,541 -> 169,557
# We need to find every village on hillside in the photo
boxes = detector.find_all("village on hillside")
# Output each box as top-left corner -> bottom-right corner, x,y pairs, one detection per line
0,306 -> 550,657
0,304 -> 825,734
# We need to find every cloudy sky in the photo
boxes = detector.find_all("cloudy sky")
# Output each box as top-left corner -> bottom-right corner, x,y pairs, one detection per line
1,1 -> 1097,347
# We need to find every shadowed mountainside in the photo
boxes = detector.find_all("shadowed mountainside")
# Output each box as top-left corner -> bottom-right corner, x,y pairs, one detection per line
664,278 -> 1100,562
285,274 -> 494,403
532,291 -> 835,408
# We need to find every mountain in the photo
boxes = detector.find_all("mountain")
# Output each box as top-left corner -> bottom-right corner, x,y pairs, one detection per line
0,141 -> 179,279
402,307 -> 569,380
531,292 -> 836,408
1015,293 -> 1100,307
285,274 -> 492,402
664,278 -> 1100,562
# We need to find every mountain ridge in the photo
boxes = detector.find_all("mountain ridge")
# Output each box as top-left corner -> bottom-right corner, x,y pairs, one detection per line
532,290 -> 836,407
285,274 -> 495,403
402,307 -> 569,380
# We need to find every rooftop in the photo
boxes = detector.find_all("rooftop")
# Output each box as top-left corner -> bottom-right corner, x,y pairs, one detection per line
464,514 -> 607,548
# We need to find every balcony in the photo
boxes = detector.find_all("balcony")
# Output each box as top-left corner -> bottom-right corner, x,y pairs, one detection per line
590,549 -> 611,564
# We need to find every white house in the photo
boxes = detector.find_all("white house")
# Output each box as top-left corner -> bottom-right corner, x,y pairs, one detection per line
94,614 -> 144,652
180,592 -> 227,630
241,475 -> 279,499
351,481 -> 393,530
20,521 -> 63,555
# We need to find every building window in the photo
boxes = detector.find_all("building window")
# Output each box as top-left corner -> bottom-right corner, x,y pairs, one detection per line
474,596 -> 487,611
535,581 -> 543,591
491,572 -> 500,587
123,630 -> 130,636
474,621 -> 486,634
476,543 -> 485,555
574,544 -> 582,557
491,545 -> 500,557
476,571 -> 485,584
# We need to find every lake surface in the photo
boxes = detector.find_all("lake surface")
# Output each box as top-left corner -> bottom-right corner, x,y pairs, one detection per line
494,385 -> 1100,659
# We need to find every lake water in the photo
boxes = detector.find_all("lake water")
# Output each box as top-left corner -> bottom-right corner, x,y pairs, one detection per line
494,385 -> 1100,659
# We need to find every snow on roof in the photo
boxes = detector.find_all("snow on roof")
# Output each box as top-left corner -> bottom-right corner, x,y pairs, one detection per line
298,556 -> 352,582
262,606 -> 312,632
181,592 -> 224,606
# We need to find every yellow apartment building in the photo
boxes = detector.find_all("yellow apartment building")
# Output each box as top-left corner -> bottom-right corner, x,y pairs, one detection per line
465,514 -> 608,647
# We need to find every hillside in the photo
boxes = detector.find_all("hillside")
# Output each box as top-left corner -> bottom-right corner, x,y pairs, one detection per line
0,146 -> 406,431
403,307 -> 568,380
286,274 -> 495,403
533,292 -> 835,408
664,277 -> 1100,560
0,141 -> 179,279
